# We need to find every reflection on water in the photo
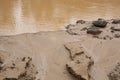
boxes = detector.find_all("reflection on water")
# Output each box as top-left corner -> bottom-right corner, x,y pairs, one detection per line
0,0 -> 120,35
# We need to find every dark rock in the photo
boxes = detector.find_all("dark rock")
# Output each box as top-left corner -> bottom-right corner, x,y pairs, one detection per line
12,63 -> 15,66
103,37 -> 106,40
81,27 -> 88,31
0,57 -> 3,64
111,27 -> 120,31
111,30 -> 114,33
98,18 -> 104,20
22,57 -> 26,61
76,20 -> 86,24
87,27 -> 102,35
18,71 -> 36,80
92,19 -> 108,28
25,58 -> 32,69
18,71 -> 27,78
103,35 -> 113,40
112,19 -> 120,24
0,60 -> 3,64
0,66 -> 3,71
114,34 -> 120,38
10,67 -> 15,69
0,57 -> 3,71
3,78 -> 17,80
108,63 -> 120,80
65,24 -> 75,29
92,35 -> 99,38
66,29 -> 78,35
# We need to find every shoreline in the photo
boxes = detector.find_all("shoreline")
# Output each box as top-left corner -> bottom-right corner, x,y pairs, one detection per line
0,18 -> 118,36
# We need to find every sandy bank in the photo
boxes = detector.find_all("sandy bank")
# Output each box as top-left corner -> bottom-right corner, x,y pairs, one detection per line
0,19 -> 120,80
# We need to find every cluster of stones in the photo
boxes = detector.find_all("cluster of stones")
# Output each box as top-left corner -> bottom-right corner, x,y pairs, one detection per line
66,18 -> 120,40
87,18 -> 107,35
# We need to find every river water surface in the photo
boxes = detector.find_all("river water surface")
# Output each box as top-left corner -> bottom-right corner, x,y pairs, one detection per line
0,0 -> 120,35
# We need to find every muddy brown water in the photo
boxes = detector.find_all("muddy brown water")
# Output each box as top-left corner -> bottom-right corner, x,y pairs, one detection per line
0,0 -> 120,35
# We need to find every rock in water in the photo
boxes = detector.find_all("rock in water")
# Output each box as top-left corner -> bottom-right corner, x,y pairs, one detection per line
93,19 -> 107,28
112,19 -> 120,24
87,27 -> 102,35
